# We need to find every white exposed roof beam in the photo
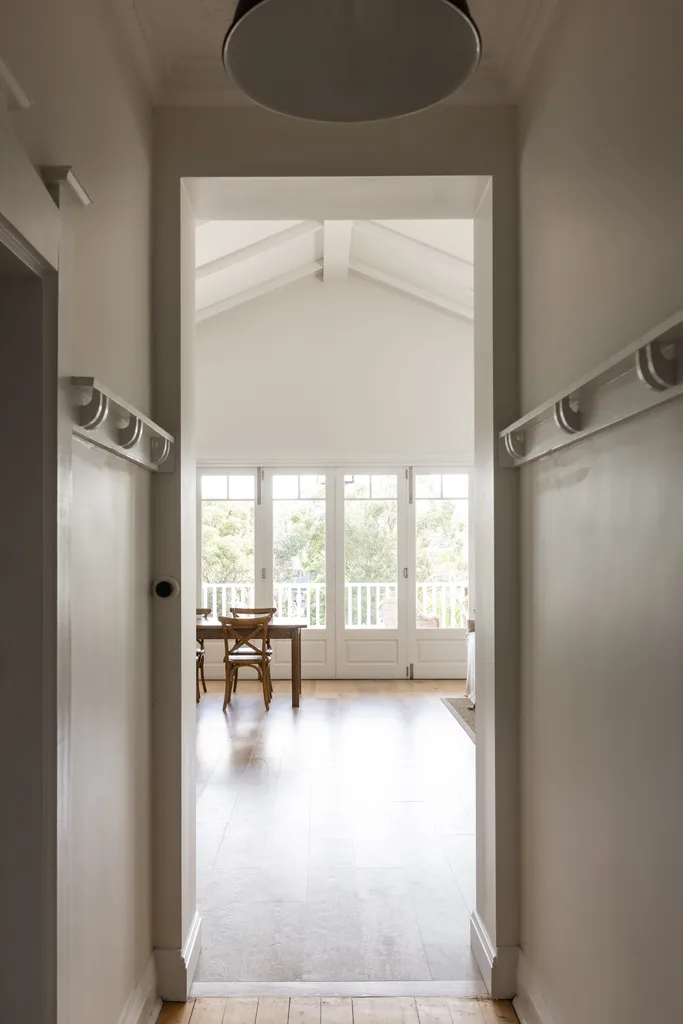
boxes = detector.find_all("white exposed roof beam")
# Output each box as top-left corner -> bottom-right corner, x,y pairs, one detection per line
349,261 -> 473,322
361,220 -> 473,274
322,220 -> 353,281
196,220 -> 322,279
196,261 -> 322,322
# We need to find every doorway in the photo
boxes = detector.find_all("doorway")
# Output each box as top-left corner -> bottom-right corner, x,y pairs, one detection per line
152,172 -> 520,1001
0,221 -> 60,1022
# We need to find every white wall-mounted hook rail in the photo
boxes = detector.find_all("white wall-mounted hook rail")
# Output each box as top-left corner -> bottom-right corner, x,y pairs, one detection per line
0,58 -> 32,110
151,437 -> 172,467
40,165 -> 92,208
504,431 -> 526,461
636,340 -> 678,391
70,378 -> 174,472
118,414 -> 144,450
499,309 -> 683,466
77,387 -> 109,430
554,396 -> 581,434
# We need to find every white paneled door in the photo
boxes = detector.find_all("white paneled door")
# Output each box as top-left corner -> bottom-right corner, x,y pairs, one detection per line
198,467 -> 469,680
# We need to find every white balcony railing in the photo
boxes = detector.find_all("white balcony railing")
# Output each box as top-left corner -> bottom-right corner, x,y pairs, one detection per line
202,581 -> 467,629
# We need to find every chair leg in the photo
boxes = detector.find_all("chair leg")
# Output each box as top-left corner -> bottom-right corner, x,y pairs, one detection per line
223,662 -> 234,712
233,667 -> 238,692
200,651 -> 207,692
196,662 -> 201,703
259,666 -> 270,711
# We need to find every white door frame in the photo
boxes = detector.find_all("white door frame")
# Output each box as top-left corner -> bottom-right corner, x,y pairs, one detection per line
0,108 -> 68,1024
153,168 -> 520,1001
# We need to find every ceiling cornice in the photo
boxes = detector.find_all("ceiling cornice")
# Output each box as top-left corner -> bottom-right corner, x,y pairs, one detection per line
111,0 -> 167,98
505,0 -> 559,95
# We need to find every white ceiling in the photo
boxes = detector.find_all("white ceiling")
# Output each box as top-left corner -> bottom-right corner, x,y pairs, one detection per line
195,219 -> 474,323
118,0 -> 558,106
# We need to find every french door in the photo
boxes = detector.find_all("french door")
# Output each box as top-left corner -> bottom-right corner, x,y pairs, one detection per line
198,466 -> 470,680
407,469 -> 470,678
335,469 -> 408,678
198,468 -> 335,678
262,469 -> 335,678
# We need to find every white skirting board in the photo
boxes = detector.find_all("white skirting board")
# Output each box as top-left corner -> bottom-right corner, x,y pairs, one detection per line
155,911 -> 203,1002
470,911 -> 518,1000
117,954 -> 162,1024
513,953 -> 558,1024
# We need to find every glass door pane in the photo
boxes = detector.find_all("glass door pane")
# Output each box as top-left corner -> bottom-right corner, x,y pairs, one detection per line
200,472 -> 256,617
272,473 -> 327,626
343,473 -> 398,629
414,472 -> 469,628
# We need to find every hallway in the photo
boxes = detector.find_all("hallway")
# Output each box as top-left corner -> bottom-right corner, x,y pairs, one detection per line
195,681 -> 478,987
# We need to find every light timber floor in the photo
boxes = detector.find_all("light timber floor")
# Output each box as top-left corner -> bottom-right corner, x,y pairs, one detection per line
159,996 -> 517,1023
196,680 -> 477,986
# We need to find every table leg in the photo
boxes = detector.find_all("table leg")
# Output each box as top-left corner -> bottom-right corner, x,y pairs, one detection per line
292,629 -> 301,708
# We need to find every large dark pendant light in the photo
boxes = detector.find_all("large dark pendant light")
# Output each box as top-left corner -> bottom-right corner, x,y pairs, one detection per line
222,0 -> 481,122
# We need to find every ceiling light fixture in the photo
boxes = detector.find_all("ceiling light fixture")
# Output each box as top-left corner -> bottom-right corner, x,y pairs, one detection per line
222,0 -> 481,123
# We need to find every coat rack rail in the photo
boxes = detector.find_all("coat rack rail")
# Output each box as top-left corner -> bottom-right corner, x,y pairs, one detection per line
70,377 -> 174,472
499,310 -> 683,467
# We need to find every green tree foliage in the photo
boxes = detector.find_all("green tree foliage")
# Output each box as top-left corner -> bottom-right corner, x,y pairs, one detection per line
344,500 -> 397,582
273,501 -> 326,583
415,498 -> 468,583
202,497 -> 468,587
202,501 -> 255,584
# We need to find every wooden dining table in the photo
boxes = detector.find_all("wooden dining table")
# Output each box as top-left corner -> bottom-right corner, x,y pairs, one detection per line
196,617 -> 307,708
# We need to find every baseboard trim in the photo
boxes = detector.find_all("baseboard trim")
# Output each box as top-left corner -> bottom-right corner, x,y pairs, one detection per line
470,911 -> 518,999
155,911 -> 203,1002
513,953 -> 557,1024
117,954 -> 162,1024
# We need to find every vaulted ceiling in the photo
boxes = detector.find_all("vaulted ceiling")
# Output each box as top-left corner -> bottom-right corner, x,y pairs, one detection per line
195,219 -> 474,323
119,0 -> 558,106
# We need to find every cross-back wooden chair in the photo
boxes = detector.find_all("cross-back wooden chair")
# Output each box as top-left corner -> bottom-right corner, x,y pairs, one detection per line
219,613 -> 273,711
228,607 -> 276,693
196,607 -> 211,700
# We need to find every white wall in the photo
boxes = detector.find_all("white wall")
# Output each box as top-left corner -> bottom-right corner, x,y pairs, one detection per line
517,3 -> 683,1023
1,2 -> 154,1022
196,273 -> 473,465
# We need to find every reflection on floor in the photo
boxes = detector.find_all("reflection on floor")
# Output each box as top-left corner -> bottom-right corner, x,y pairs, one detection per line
160,997 -> 517,1023
196,680 -> 477,986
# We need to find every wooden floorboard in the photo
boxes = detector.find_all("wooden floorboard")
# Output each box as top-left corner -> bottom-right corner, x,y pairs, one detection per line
172,998 -> 518,1023
195,680 -> 476,985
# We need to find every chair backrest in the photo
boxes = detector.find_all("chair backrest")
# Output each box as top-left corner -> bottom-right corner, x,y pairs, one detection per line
196,607 -> 211,618
230,606 -> 277,618
219,614 -> 271,661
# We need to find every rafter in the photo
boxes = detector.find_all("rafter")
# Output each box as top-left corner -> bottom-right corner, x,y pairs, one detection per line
322,220 -> 353,281
196,220 -> 322,279
196,261 -> 322,322
349,261 -> 473,322
360,220 -> 473,275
